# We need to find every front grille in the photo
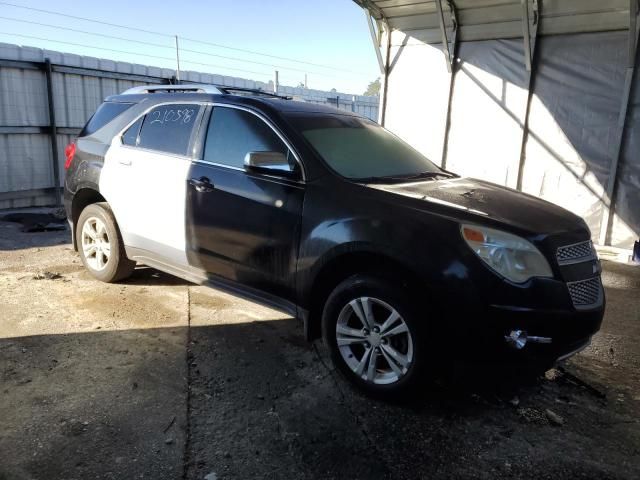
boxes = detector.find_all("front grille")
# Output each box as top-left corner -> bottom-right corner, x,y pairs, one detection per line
556,240 -> 596,265
567,276 -> 602,308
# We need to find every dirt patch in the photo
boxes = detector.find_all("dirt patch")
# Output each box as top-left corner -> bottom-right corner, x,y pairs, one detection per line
1,212 -> 67,232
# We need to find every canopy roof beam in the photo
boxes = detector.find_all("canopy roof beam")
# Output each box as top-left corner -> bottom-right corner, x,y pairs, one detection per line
521,0 -> 539,71
435,0 -> 458,72
365,11 -> 385,74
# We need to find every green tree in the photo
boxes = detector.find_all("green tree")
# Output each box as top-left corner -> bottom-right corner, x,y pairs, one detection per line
364,78 -> 381,96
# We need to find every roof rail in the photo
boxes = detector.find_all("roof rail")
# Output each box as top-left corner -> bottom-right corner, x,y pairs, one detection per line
217,86 -> 292,100
120,84 -> 223,95
119,83 -> 293,100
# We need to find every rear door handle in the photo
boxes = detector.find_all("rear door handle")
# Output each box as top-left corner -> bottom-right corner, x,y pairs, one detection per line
119,158 -> 132,166
189,177 -> 215,193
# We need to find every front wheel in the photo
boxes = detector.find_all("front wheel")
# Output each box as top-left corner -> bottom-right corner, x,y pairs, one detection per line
322,274 -> 427,397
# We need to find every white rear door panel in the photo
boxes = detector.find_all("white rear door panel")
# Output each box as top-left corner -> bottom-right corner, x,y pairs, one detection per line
100,141 -> 191,267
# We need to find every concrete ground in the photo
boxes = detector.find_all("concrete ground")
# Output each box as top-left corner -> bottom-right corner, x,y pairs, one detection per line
0,216 -> 639,480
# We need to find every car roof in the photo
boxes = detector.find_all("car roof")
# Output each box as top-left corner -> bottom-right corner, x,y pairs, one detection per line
104,91 -> 362,117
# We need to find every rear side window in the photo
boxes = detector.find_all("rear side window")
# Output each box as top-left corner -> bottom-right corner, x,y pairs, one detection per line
137,104 -> 199,156
204,107 -> 289,169
122,117 -> 143,146
80,102 -> 133,137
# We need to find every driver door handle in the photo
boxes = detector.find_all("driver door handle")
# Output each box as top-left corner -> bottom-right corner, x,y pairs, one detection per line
189,177 -> 215,193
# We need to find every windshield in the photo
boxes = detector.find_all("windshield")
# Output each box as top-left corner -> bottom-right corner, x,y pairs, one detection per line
290,113 -> 443,181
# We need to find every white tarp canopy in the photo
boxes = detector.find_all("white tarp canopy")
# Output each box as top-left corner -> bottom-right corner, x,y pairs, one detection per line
355,0 -> 640,250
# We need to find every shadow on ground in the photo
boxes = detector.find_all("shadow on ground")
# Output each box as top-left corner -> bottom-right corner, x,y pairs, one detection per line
185,319 -> 640,480
2,316 -> 639,480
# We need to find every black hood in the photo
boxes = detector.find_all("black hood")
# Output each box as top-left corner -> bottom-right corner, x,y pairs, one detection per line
369,177 -> 588,236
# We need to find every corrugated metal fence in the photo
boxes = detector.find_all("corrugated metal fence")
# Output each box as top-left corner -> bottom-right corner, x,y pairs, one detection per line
0,43 -> 379,209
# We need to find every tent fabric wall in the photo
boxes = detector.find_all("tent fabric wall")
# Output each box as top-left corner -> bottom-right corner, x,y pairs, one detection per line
522,32 -> 627,238
613,57 -> 640,248
383,41 -> 451,164
446,39 -> 528,189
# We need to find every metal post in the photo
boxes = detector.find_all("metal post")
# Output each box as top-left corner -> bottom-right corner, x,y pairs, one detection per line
174,35 -> 181,82
441,70 -> 456,170
44,58 -> 62,207
365,11 -> 385,74
274,70 -> 279,94
435,0 -> 452,72
598,0 -> 639,245
379,21 -> 392,126
439,1 -> 458,169
516,0 -> 540,191
521,0 -> 533,71
352,95 -> 356,113
304,73 -> 308,89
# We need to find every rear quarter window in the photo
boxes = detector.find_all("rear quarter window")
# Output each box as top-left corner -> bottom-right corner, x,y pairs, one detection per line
122,117 -> 143,146
80,102 -> 134,137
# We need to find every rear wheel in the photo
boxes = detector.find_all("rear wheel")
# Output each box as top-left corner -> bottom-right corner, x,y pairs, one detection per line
77,203 -> 135,283
322,274 -> 427,397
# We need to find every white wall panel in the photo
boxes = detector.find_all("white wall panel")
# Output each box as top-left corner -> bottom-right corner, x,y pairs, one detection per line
446,39 -> 528,188
522,32 -> 627,238
384,42 -> 451,164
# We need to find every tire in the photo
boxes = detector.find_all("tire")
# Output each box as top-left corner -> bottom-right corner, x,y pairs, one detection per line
77,202 -> 135,283
322,274 -> 428,398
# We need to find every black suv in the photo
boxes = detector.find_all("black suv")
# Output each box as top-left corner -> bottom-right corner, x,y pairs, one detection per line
64,84 -> 605,395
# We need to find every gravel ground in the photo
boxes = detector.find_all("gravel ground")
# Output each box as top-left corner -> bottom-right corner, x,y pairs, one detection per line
0,216 -> 638,480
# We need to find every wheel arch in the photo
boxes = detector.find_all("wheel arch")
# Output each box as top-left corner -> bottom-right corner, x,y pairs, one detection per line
303,248 -> 428,341
71,187 -> 107,250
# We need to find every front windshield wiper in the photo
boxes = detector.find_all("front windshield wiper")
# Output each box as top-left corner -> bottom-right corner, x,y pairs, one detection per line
390,171 -> 456,181
355,171 -> 457,184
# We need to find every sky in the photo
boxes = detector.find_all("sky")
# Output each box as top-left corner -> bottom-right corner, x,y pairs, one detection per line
0,0 -> 380,94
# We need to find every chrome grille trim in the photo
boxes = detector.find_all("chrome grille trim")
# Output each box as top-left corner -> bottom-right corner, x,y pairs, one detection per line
566,276 -> 603,309
556,240 -> 596,265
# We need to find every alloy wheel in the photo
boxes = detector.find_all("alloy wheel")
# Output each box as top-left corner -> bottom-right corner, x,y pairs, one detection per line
336,296 -> 414,385
81,216 -> 111,271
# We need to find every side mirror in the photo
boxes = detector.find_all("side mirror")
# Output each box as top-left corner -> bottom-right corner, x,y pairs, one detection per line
244,151 -> 296,178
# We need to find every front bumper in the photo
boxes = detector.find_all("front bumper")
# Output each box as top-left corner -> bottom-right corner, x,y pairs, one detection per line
476,301 -> 604,364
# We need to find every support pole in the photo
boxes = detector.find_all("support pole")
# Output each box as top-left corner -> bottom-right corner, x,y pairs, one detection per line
365,11 -> 385,75
439,1 -> 458,169
174,35 -> 181,82
379,21 -> 392,126
516,0 -> 540,191
273,70 -> 279,94
435,0 -> 452,72
521,0 -> 533,71
598,0 -> 639,245
44,58 -> 61,207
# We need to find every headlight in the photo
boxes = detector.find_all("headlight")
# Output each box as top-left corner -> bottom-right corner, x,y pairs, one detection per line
461,224 -> 553,283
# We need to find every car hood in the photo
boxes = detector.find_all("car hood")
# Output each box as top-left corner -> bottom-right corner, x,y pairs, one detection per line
368,177 -> 586,235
